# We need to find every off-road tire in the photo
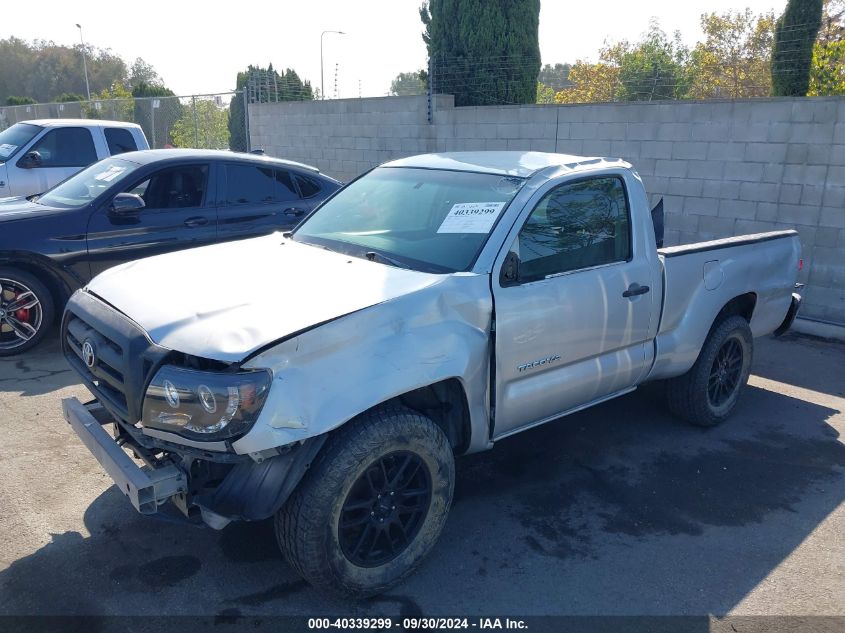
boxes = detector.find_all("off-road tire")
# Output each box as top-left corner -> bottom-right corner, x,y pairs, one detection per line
276,406 -> 455,597
0,267 -> 55,357
666,315 -> 753,427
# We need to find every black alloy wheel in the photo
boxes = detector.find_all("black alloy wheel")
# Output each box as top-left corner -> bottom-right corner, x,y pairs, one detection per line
338,451 -> 432,568
707,337 -> 744,407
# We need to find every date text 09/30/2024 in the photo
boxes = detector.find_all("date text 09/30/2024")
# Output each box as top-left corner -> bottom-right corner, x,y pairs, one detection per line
307,618 -> 528,630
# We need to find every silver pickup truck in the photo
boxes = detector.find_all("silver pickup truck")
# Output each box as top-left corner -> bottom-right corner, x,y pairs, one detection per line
61,152 -> 801,596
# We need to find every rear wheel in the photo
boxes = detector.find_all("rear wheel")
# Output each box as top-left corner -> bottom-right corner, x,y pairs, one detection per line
0,268 -> 54,357
276,407 -> 454,597
666,315 -> 753,427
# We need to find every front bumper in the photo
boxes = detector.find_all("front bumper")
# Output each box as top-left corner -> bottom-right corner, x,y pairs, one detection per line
63,397 -> 326,528
63,398 -> 187,514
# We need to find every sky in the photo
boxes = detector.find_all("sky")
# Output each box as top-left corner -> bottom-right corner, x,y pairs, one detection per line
4,0 -> 784,99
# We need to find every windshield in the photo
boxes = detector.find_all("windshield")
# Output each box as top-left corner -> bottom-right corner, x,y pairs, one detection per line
293,167 -> 524,272
0,123 -> 42,162
37,157 -> 141,209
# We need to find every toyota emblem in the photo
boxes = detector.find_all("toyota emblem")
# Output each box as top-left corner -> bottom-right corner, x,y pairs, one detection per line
82,339 -> 96,369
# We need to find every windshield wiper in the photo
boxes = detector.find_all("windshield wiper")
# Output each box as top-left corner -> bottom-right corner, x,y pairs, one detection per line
364,251 -> 410,269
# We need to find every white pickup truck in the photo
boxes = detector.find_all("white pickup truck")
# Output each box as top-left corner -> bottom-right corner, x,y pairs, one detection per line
0,119 -> 149,198
61,152 -> 801,596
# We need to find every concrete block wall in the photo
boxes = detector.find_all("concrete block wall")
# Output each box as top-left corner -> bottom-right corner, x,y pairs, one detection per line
250,96 -> 845,324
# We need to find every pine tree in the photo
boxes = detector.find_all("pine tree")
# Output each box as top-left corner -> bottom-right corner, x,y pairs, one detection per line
771,0 -> 824,95
420,0 -> 541,106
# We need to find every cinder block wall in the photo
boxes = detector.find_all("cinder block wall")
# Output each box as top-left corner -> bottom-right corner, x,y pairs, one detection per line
250,96 -> 845,324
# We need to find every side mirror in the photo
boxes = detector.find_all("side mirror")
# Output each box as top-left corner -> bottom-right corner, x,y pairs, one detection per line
18,151 -> 42,169
500,251 -> 521,287
110,192 -> 145,215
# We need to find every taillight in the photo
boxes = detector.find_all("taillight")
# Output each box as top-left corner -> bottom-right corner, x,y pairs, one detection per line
798,258 -> 804,271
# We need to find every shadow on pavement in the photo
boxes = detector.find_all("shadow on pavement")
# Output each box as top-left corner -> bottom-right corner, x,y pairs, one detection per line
1,377 -> 842,616
751,333 -> 845,399
0,334 -> 78,397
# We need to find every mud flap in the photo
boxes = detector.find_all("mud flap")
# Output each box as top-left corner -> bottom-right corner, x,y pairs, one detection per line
774,292 -> 802,337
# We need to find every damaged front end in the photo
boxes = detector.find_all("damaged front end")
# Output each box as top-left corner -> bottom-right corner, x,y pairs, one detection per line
61,289 -> 323,529
63,396 -> 324,529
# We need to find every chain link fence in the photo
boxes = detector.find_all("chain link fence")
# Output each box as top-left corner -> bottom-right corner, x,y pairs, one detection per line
0,92 -> 248,151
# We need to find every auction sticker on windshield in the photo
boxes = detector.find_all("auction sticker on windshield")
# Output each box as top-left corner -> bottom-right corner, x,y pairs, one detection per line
94,165 -> 127,182
437,201 -> 506,234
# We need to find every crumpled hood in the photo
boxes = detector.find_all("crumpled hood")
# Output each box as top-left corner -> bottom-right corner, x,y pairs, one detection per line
86,234 -> 443,362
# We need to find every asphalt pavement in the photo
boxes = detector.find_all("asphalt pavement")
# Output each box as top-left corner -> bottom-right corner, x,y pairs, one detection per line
0,332 -> 842,619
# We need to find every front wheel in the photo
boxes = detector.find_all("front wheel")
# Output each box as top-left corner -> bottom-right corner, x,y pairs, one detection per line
276,407 -> 455,597
666,315 -> 753,427
0,268 -> 55,357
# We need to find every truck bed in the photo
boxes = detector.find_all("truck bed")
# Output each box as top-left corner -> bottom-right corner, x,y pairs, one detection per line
647,230 -> 801,381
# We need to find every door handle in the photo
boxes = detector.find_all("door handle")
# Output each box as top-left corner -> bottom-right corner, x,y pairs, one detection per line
623,283 -> 650,298
283,207 -> 306,217
184,216 -> 209,228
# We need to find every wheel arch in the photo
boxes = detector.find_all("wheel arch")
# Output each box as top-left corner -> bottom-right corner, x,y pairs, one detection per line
647,291 -> 759,382
377,378 -> 472,455
714,292 -> 757,326
0,253 -> 77,322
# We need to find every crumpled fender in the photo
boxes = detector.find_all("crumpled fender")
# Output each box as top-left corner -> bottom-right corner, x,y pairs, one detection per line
234,273 -> 494,455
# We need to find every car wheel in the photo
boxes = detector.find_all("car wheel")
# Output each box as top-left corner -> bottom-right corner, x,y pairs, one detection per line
276,406 -> 455,597
0,268 -> 55,357
666,315 -> 753,427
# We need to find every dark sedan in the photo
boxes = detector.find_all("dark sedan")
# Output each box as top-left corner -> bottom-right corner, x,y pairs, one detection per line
0,149 -> 341,355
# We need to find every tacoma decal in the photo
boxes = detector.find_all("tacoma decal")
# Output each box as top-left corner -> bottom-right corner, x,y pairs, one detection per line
517,354 -> 561,372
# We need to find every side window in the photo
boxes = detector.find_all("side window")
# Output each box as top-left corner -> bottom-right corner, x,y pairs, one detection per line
224,164 -> 274,204
29,127 -> 97,167
274,169 -> 299,202
104,128 -> 138,155
294,173 -> 321,198
127,165 -> 208,210
515,177 -> 631,283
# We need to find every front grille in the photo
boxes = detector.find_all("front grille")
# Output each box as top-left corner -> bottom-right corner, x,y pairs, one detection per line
62,291 -> 170,425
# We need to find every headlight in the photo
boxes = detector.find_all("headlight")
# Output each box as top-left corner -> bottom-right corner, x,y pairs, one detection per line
142,365 -> 272,440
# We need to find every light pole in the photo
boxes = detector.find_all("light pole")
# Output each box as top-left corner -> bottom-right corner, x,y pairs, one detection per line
320,30 -> 345,100
75,23 -> 91,101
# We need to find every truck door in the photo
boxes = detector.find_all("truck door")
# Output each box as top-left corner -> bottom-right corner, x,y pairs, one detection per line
86,163 -> 216,277
491,174 -> 653,438
10,127 -> 98,197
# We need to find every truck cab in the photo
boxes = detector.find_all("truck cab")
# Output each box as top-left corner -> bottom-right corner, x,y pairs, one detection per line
0,119 -> 149,199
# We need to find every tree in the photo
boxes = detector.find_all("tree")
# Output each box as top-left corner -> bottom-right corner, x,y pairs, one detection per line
84,82 -> 133,121
538,63 -> 572,90
171,99 -> 229,149
5,96 -> 36,105
809,0 -> 845,95
132,82 -> 181,148
554,60 -> 620,103
420,0 -> 541,106
687,9 -> 776,98
53,93 -> 85,102
614,21 -> 689,101
0,37 -> 160,105
536,82 -> 556,103
771,0 -> 824,95
389,71 -> 426,96
229,70 -> 250,152
128,58 -> 161,88
229,65 -> 315,152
